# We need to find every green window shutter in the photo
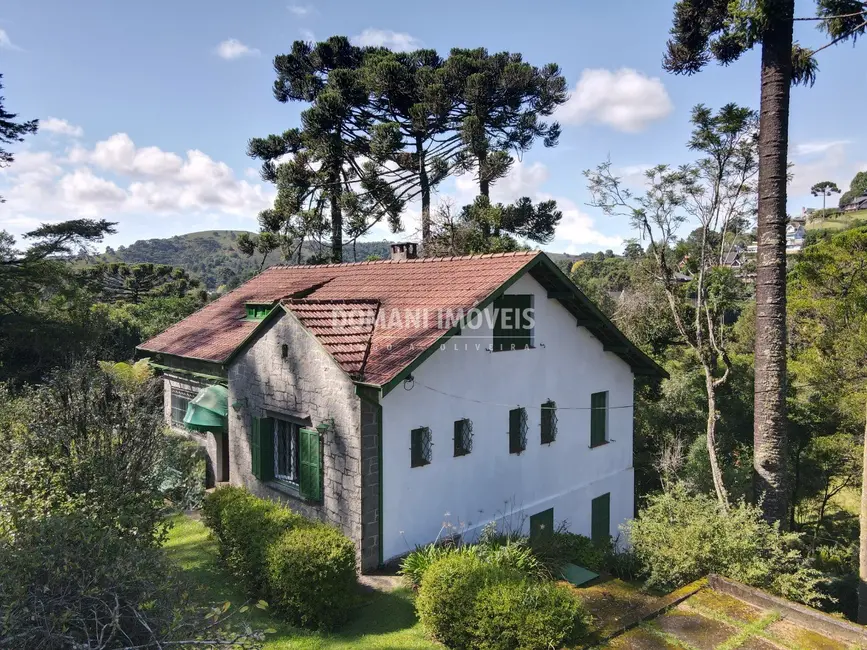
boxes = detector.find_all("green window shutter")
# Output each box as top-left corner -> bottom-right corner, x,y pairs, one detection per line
590,391 -> 608,447
591,493 -> 611,546
530,508 -> 554,545
493,294 -> 533,351
251,417 -> 274,481
299,427 -> 322,501
259,418 -> 274,482
251,417 -> 261,479
509,407 -> 527,454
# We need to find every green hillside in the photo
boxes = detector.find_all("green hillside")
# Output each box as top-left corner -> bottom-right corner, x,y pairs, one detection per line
99,231 -> 393,290
805,209 -> 867,232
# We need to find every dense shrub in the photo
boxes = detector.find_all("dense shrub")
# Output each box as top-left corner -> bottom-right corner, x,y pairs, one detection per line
628,484 -> 829,606
416,554 -> 520,649
157,432 -> 207,509
471,580 -> 590,650
0,512 -> 264,649
477,538 -> 546,580
400,543 -> 479,589
266,524 -> 358,630
532,530 -> 606,575
218,490 -> 306,594
0,362 -> 169,544
202,488 -> 358,630
201,485 -> 248,544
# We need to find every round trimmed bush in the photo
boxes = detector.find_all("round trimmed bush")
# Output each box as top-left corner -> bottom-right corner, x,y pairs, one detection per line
416,553 -> 520,649
201,485 -> 247,542
471,580 -> 591,650
218,492 -> 306,594
265,524 -> 357,630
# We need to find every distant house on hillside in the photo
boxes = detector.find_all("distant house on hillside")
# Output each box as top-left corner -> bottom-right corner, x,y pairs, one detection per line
722,249 -> 744,268
842,194 -> 867,212
138,245 -> 666,572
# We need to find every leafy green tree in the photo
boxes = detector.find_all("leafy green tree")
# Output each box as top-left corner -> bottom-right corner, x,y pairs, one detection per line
587,104 -> 757,507
664,0 -> 866,527
426,195 -> 561,256
839,170 -> 867,208
362,48 -> 460,243
787,225 -> 867,619
629,483 -> 828,606
445,49 -> 566,201
248,38 -> 405,263
0,74 -> 38,202
79,262 -> 203,304
811,180 -> 842,211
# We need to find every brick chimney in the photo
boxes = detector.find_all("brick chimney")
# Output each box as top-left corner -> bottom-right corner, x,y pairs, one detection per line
390,242 -> 418,261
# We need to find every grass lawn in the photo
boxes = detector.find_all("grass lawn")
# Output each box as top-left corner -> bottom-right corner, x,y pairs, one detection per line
164,514 -> 439,650
805,209 -> 867,231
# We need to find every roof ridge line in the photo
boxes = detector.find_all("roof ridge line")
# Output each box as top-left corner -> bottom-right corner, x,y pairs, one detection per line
268,250 -> 541,269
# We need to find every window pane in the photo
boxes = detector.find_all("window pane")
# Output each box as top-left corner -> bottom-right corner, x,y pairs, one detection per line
275,419 -> 299,482
170,389 -> 195,428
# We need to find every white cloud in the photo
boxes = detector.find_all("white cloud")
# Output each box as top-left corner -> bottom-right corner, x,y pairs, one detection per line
373,160 -> 620,254
214,38 -> 260,60
299,28 -> 316,42
0,134 -> 274,232
557,68 -> 673,133
40,117 -> 84,138
69,133 -> 184,177
288,4 -> 314,16
455,161 -> 550,205
546,196 -> 623,253
792,140 -> 852,157
0,28 -> 21,51
351,29 -> 421,52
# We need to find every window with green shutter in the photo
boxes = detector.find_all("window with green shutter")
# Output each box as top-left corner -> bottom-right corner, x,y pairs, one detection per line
509,407 -> 527,454
251,416 -> 275,481
453,419 -> 473,457
590,391 -> 608,448
530,507 -> 554,544
299,427 -> 322,501
411,427 -> 432,467
493,294 -> 533,351
541,400 -> 557,445
591,493 -> 610,546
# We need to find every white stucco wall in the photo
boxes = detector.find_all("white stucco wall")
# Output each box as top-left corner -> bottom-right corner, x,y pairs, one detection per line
380,273 -> 635,561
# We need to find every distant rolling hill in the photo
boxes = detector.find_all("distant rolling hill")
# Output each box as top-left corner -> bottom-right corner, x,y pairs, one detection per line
95,230 -> 589,290
98,231 -> 392,290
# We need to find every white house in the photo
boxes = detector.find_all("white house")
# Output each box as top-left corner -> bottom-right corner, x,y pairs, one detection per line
138,246 -> 665,572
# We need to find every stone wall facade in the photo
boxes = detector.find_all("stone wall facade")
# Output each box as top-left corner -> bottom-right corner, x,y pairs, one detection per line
227,309 -> 378,570
359,397 -> 381,571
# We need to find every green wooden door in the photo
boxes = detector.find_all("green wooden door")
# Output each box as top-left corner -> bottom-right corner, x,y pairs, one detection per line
591,493 -> 610,546
530,508 -> 554,545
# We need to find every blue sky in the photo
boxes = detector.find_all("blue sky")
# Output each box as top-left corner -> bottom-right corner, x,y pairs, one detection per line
1,0 -> 864,254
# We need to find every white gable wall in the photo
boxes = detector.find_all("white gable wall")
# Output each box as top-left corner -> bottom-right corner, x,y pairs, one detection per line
380,273 -> 635,561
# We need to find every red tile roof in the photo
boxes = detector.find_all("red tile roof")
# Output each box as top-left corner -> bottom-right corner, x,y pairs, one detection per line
138,252 -> 540,385
285,299 -> 379,377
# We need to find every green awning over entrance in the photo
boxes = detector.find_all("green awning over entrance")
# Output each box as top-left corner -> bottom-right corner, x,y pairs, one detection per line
183,384 -> 228,433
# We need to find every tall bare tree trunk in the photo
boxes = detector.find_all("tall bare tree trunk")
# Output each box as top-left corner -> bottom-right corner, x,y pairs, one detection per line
329,189 -> 342,263
858,400 -> 867,624
417,136 -> 431,246
705,368 -> 729,509
753,0 -> 794,528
